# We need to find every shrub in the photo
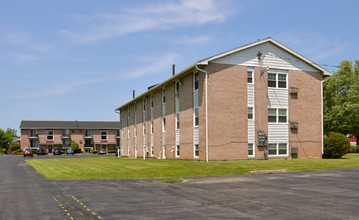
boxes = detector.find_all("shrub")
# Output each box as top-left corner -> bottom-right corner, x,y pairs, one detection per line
70,142 -> 79,150
108,150 -> 116,154
349,145 -> 359,153
323,132 -> 350,158
0,148 -> 7,154
74,148 -> 82,153
92,150 -> 98,154
12,149 -> 23,155
10,142 -> 20,151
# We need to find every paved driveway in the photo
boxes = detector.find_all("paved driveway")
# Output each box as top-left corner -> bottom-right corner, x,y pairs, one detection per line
1,155 -> 359,219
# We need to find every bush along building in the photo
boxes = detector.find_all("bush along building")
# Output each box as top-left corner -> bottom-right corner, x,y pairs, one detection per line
20,121 -> 121,153
116,37 -> 330,161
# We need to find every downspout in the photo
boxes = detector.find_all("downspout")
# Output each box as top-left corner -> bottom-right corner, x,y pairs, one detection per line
196,64 -> 209,162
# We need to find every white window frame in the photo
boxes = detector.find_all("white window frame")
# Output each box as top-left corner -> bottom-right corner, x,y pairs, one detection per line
268,72 -> 287,89
101,130 -> 108,140
248,107 -> 254,120
247,70 -> 254,84
194,108 -> 199,127
268,143 -> 288,156
176,145 -> 180,157
194,144 -> 199,158
248,143 -> 255,157
46,130 -> 54,140
268,108 -> 287,124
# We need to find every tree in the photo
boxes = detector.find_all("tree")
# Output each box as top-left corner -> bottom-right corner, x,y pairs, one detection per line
324,60 -> 359,145
0,128 -> 18,154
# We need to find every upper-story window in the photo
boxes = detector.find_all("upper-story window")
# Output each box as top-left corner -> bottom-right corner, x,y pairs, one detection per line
194,108 -> 199,127
268,108 -> 287,123
62,129 -> 70,137
176,113 -> 180,130
46,130 -> 54,140
268,72 -> 287,88
85,129 -> 92,137
101,131 -> 108,140
194,73 -> 199,90
248,107 -> 253,119
162,89 -> 166,104
116,129 -> 120,137
29,129 -> 37,137
175,82 -> 180,96
247,71 -> 253,84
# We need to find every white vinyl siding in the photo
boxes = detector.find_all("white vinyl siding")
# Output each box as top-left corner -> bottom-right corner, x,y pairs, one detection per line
247,67 -> 255,157
268,69 -> 289,157
212,42 -> 317,72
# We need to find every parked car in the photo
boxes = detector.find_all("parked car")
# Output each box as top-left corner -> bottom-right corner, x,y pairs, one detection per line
53,148 -> 61,155
97,148 -> 107,155
67,148 -> 74,155
37,147 -> 45,156
24,148 -> 33,157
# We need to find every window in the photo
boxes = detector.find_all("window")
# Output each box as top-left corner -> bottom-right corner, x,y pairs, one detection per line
278,109 -> 287,123
194,144 -> 199,157
151,121 -> 154,134
162,89 -> 166,104
268,143 -> 287,156
62,139 -> 70,148
116,140 -> 120,148
194,73 -> 199,90
194,108 -> 199,126
85,129 -> 92,137
176,113 -> 180,130
62,129 -> 70,137
163,117 -> 166,132
248,143 -> 254,156
150,96 -> 153,108
268,108 -> 287,123
248,107 -> 253,119
247,71 -> 253,83
268,108 -> 277,123
268,73 -> 276,87
46,130 -> 54,140
29,129 -> 37,137
175,82 -> 180,96
279,143 -> 287,155
116,129 -> 120,137
30,139 -> 37,148
268,72 -> 287,88
278,74 -> 287,88
101,131 -> 107,140
176,145 -> 180,157
268,144 -> 277,155
85,139 -> 93,147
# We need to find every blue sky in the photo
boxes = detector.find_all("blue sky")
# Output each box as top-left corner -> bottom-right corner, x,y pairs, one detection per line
1,0 -> 358,134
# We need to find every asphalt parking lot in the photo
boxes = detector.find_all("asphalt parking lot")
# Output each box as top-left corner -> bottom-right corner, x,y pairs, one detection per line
1,155 -> 359,219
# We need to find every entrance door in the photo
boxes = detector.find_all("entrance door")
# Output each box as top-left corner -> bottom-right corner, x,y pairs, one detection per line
48,146 -> 52,153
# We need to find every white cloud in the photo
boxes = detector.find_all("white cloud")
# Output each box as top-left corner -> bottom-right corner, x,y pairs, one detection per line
1,31 -> 51,52
59,0 -> 235,44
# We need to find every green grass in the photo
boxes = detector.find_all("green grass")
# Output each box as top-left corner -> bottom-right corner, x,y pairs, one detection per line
26,154 -> 359,180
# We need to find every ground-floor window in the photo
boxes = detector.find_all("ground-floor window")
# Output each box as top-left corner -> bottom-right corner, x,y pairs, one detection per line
194,144 -> 199,158
248,143 -> 254,156
151,145 -> 154,156
176,145 -> 180,157
268,143 -> 287,156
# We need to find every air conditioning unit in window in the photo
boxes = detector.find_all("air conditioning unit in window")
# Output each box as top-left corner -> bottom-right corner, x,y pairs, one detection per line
290,122 -> 298,129
290,87 -> 298,94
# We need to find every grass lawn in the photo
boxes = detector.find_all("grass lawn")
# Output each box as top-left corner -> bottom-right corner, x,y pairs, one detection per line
26,154 -> 359,180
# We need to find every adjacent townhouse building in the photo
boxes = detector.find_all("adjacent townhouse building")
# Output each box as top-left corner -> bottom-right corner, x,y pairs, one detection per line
115,38 -> 331,161
20,121 -> 121,153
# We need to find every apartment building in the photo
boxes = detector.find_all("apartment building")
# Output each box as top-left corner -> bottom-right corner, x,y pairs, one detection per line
20,121 -> 121,153
116,37 -> 330,161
